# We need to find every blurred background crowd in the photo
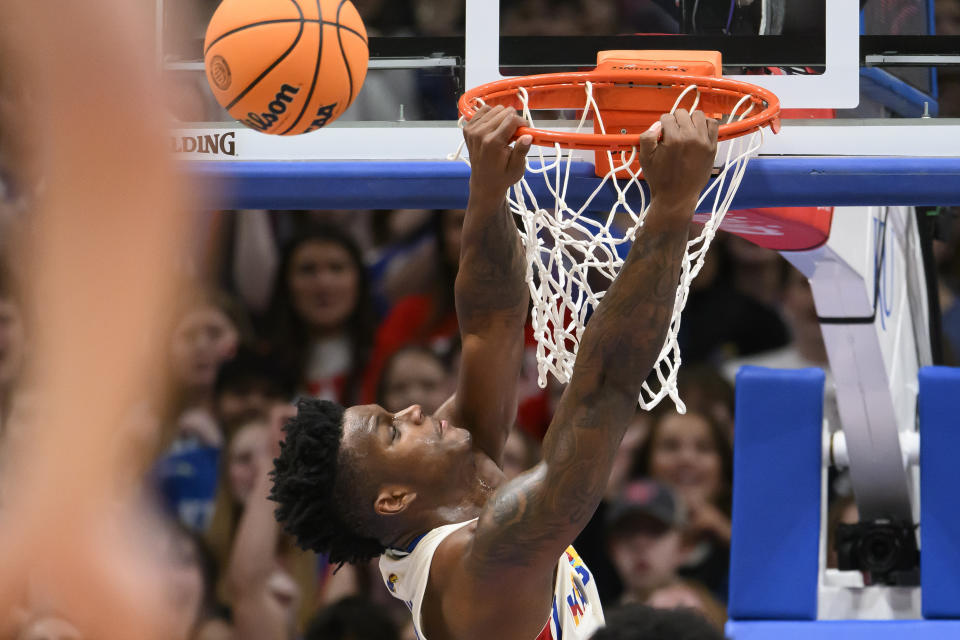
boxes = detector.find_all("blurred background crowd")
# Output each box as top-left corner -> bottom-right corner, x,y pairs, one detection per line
1,0 -> 959,639
0,202 -> 957,639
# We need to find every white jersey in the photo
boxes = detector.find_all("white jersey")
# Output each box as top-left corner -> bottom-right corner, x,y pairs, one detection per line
379,519 -> 605,640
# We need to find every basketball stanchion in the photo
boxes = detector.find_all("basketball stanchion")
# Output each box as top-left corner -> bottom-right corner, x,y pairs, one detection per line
455,51 -> 781,413
203,0 -> 369,136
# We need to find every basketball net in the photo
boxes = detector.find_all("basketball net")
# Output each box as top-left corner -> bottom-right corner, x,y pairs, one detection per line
454,83 -> 763,413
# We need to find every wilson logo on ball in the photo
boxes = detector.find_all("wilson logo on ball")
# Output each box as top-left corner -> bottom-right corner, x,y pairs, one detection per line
209,55 -> 232,91
243,84 -> 301,132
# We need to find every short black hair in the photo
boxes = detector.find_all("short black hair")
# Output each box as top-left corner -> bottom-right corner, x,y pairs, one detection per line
304,596 -> 399,640
590,604 -> 725,640
270,397 -> 386,565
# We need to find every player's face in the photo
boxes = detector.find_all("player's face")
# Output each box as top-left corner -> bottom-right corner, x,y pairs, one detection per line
341,403 -> 472,489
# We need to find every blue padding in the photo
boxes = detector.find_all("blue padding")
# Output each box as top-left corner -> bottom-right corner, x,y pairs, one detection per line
187,156 -> 960,211
729,366 -> 824,620
919,366 -> 960,619
727,620 -> 960,640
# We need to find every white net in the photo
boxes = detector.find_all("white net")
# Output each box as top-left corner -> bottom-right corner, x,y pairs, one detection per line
454,83 -> 764,413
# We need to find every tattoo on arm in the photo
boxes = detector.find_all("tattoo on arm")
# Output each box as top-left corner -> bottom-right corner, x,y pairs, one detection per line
471,215 -> 690,572
456,200 -> 528,322
452,201 -> 529,464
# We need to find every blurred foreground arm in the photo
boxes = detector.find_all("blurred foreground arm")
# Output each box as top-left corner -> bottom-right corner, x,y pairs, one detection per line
0,0 -> 190,637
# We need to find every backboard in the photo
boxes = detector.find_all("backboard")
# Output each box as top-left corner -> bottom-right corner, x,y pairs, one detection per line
164,0 -> 960,220
478,0 -> 860,109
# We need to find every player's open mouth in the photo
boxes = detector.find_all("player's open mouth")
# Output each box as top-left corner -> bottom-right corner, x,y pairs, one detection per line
439,419 -> 447,437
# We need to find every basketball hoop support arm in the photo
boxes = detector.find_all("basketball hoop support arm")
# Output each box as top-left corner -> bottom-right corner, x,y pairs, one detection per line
782,206 -> 930,528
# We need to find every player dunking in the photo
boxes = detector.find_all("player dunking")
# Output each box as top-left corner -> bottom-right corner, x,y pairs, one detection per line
270,104 -> 719,640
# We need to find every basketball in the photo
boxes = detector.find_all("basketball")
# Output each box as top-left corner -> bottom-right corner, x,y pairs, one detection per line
203,0 -> 368,136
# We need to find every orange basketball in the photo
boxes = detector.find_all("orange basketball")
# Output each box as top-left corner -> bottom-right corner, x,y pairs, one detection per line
204,0 -> 368,136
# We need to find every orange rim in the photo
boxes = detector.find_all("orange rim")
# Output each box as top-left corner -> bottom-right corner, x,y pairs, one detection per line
459,70 -> 781,151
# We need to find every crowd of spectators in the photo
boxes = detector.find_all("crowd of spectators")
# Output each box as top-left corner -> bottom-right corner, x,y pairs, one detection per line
1,199 -> 957,639
1,1 -> 959,639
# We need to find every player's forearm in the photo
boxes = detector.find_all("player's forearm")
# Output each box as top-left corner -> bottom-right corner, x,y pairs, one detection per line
473,383 -> 648,575
574,200 -> 691,397
543,201 -> 693,516
455,195 -> 528,332
472,205 -> 693,570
